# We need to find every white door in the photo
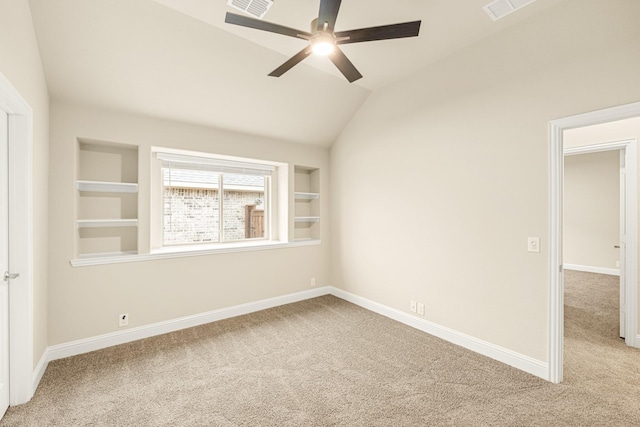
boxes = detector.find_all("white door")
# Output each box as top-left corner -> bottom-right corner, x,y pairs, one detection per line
0,110 -> 9,417
620,150 -> 626,339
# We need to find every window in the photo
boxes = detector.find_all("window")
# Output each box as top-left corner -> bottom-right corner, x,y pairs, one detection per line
155,151 -> 277,248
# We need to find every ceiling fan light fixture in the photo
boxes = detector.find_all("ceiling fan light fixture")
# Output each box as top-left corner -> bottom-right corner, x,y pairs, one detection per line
311,34 -> 335,56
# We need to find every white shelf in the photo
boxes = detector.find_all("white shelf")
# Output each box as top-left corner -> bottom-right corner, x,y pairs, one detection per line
77,180 -> 138,193
294,216 -> 320,223
76,219 -> 139,228
294,192 -> 320,200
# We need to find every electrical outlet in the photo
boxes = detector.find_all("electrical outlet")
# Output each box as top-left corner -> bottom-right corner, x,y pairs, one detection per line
310,277 -> 316,287
410,301 -> 417,313
417,303 -> 425,316
119,313 -> 129,327
527,237 -> 540,253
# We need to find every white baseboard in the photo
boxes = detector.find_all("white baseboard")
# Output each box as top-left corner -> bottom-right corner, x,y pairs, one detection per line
329,287 -> 548,380
47,286 -> 331,362
32,349 -> 49,396
564,263 -> 620,276
43,284 -> 546,387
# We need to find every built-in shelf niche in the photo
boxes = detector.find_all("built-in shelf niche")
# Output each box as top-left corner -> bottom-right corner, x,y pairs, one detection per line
294,166 -> 320,241
76,140 -> 139,259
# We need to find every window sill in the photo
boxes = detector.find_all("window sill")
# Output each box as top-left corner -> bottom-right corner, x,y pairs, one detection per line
70,239 -> 320,267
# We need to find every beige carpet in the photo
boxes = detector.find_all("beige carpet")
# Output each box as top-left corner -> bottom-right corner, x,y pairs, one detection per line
2,271 -> 639,426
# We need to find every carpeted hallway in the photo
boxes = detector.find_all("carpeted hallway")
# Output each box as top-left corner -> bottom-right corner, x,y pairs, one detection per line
1,271 -> 639,426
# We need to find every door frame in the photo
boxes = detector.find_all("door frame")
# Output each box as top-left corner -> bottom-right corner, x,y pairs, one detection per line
0,72 -> 34,404
549,101 -> 640,383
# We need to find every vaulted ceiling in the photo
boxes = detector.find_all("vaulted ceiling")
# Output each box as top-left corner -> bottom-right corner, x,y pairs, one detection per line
28,0 -> 564,147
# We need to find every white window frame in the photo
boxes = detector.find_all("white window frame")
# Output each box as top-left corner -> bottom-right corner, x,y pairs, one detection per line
151,147 -> 287,254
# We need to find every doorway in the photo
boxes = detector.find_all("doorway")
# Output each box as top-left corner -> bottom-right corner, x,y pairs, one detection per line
564,144 -> 628,339
548,102 -> 640,383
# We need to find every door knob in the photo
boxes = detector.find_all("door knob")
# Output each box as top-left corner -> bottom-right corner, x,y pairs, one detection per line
3,271 -> 19,281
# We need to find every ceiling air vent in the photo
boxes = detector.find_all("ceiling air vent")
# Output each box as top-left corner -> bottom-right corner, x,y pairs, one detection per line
483,0 -> 536,21
227,0 -> 273,20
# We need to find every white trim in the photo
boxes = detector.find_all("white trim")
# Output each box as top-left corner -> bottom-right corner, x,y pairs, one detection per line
330,288 -> 548,380
624,139 -> 639,348
564,140 -> 632,156
70,239 -> 321,267
77,251 -> 137,259
0,72 -> 34,404
76,219 -> 138,228
152,146 -> 285,169
32,350 -> 48,394
294,216 -> 320,223
156,151 -> 275,174
77,180 -> 138,193
548,118 -> 564,383
549,101 -> 640,383
48,286 -> 331,361
294,192 -> 320,200
564,264 -> 620,276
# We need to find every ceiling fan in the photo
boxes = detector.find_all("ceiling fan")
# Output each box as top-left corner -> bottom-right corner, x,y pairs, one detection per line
224,0 -> 421,83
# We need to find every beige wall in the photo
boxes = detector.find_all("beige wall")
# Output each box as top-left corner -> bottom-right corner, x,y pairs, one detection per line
330,0 -> 640,362
564,151 -> 620,270
48,102 -> 329,346
0,0 -> 50,369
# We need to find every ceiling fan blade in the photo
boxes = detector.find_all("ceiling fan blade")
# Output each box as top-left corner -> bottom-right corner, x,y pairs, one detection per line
328,47 -> 362,83
317,0 -> 342,32
225,12 -> 312,40
268,47 -> 313,78
335,21 -> 421,45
